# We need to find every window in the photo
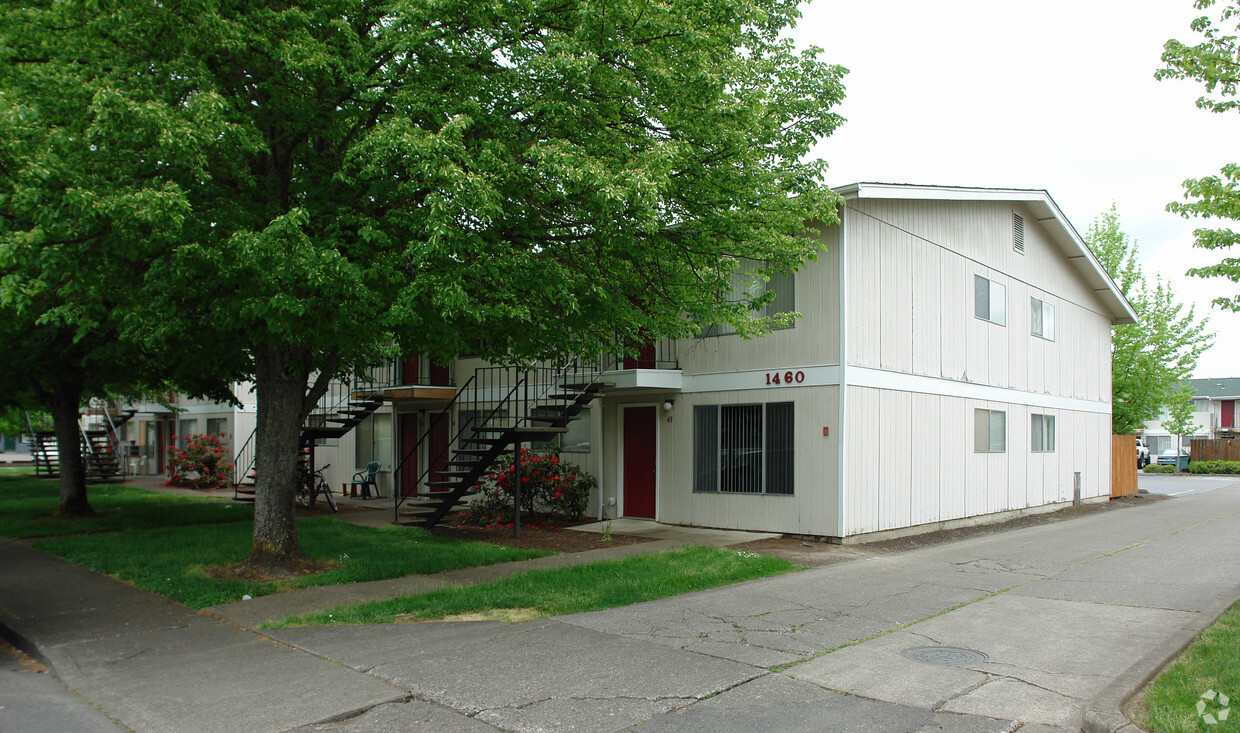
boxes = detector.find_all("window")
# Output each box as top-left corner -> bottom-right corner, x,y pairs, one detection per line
701,260 -> 796,337
206,417 -> 229,451
1031,414 -> 1056,452
974,409 -> 1006,452
177,418 -> 197,449
974,275 -> 1006,325
693,402 -> 794,494
529,407 -> 592,453
355,412 -> 391,470
1031,297 -> 1055,340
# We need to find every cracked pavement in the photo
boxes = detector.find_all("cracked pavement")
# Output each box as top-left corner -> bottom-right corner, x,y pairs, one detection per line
264,482 -> 1240,732
4,482 -> 1240,732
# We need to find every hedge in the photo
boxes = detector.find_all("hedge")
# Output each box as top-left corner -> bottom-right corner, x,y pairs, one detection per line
1187,460 -> 1240,475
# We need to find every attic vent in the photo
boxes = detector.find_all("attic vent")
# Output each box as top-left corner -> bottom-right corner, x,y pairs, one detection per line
1013,213 -> 1025,254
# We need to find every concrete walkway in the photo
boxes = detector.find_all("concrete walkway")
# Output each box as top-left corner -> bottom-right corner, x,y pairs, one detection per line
2,483 -> 1239,732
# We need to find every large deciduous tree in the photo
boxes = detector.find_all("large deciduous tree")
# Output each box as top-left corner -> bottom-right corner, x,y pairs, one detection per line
1159,0 -> 1240,308
0,5 -> 235,516
1085,206 -> 1214,434
7,0 -> 846,570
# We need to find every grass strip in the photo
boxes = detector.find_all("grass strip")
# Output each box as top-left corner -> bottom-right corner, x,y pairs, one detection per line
0,474 -> 250,538
33,519 -> 553,609
268,545 -> 800,627
1138,601 -> 1240,733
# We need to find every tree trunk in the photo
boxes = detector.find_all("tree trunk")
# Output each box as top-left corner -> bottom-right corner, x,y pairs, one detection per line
45,378 -> 92,517
247,345 -> 309,568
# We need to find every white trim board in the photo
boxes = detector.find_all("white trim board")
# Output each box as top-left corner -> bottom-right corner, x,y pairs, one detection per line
680,363 -> 1109,415
847,366 -> 1111,414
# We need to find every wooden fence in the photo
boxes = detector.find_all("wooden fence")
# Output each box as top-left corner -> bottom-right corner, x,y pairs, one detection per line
1111,434 -> 1138,498
1189,438 -> 1240,463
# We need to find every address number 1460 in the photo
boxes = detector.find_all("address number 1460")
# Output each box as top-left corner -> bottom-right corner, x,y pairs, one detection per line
765,370 -> 805,385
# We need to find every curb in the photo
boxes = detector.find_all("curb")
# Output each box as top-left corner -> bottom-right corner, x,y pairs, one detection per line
1082,586 -> 1240,733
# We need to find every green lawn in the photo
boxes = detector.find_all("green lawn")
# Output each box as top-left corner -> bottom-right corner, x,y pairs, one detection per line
1139,602 -> 1240,732
33,519 -> 553,609
0,473 -> 247,538
269,545 -> 799,627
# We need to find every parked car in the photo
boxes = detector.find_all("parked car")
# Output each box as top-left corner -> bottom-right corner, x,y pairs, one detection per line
1156,449 -> 1191,470
1136,438 -> 1150,469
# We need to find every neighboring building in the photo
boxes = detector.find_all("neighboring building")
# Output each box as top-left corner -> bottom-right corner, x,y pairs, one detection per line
1141,377 -> 1240,455
124,183 -> 1137,541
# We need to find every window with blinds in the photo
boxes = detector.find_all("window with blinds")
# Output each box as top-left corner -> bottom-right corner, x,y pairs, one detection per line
693,402 -> 794,494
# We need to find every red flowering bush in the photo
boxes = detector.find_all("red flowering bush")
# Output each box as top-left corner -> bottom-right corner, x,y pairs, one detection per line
166,434 -> 233,490
465,449 -> 596,527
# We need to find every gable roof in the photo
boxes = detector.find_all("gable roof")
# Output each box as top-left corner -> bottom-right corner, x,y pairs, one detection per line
833,182 -> 1138,325
1188,377 -> 1240,399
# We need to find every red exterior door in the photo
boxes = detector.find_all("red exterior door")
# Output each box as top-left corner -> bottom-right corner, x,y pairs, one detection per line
1224,400 -> 1235,429
430,361 -> 450,385
622,406 -> 657,518
401,356 -> 419,385
427,415 -> 450,493
399,413 -> 419,497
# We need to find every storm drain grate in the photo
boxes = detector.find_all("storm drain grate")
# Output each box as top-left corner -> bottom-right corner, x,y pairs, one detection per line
901,646 -> 988,667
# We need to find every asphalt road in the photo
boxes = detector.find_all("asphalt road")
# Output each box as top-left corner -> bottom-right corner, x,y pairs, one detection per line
1138,472 -> 1240,496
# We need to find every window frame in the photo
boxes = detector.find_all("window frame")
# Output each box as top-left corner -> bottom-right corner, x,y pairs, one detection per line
1031,296 -> 1056,341
693,402 -> 794,495
700,260 -> 797,337
974,274 -> 1007,326
974,409 -> 1006,453
1031,413 -> 1056,452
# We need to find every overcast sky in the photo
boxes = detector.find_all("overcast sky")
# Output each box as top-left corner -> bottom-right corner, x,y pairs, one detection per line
789,0 -> 1238,378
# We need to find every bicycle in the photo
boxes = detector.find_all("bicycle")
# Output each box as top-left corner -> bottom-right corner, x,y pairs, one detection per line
295,463 -> 338,512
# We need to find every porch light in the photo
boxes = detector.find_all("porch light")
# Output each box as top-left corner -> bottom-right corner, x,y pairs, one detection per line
662,400 -> 675,411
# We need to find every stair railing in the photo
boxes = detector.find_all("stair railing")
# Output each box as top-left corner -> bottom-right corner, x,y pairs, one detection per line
231,428 -> 256,488
390,357 -> 607,524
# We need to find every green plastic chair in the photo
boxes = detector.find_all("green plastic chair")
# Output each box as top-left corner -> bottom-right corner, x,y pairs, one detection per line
350,461 -> 381,499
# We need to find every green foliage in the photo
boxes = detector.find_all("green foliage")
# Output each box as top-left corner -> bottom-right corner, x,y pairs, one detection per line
0,474 -> 250,539
1159,2 -> 1240,312
1144,464 -> 1177,473
1138,601 -> 1240,732
1085,206 -> 1214,433
3,0 -> 848,561
464,449 -> 595,526
166,434 -> 234,490
1163,385 -> 1204,447
32,518 -> 551,609
1188,460 -> 1240,474
271,545 -> 799,627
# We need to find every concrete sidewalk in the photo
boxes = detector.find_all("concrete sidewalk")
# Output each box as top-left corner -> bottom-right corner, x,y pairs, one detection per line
2,484 -> 1239,732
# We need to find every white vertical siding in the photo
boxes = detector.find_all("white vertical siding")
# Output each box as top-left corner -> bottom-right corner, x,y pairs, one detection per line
676,223 -> 842,376
636,386 -> 839,536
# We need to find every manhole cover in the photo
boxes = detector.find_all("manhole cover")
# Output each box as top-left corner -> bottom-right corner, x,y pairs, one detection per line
901,646 -> 988,667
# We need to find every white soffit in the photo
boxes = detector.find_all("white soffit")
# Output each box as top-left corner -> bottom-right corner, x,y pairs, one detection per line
833,182 -> 1138,326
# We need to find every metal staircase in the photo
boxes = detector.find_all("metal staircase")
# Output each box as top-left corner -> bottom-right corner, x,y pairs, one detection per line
231,380 -> 389,503
25,406 -> 137,482
394,360 -> 607,530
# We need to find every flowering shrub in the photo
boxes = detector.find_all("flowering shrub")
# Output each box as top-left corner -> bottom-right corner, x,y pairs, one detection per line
166,434 -> 233,490
464,449 -> 596,527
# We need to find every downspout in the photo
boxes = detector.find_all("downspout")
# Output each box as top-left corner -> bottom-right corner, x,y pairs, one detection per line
597,400 -> 606,520
836,204 -> 849,539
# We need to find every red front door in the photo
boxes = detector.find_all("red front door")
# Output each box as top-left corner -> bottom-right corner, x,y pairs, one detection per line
622,406 -> 657,518
399,413 -> 419,497
1224,400 -> 1235,429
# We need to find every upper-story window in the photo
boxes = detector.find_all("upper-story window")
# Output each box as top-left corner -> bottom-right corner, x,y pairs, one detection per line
974,274 -> 1006,326
701,260 -> 796,337
1031,297 -> 1055,341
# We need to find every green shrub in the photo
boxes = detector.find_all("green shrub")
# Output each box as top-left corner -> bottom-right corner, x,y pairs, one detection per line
1188,460 -> 1240,475
1143,464 -> 1176,473
465,449 -> 595,527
